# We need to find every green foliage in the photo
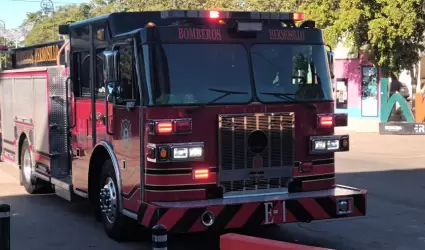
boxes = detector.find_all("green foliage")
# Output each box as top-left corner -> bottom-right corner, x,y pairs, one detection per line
300,0 -> 425,74
24,4 -> 92,45
0,38 -> 16,69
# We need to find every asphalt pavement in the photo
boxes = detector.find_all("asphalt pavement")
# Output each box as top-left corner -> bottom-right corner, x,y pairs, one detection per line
1,133 -> 425,250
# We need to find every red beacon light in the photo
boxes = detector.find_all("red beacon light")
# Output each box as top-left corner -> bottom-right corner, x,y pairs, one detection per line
293,13 -> 305,21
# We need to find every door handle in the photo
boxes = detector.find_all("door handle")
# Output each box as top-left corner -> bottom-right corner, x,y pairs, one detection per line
105,94 -> 113,136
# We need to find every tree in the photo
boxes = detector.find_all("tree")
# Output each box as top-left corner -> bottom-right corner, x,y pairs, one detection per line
300,0 -> 425,75
24,4 -> 93,45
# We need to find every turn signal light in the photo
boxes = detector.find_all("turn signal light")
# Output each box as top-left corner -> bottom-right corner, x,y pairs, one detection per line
318,115 -> 334,128
149,119 -> 193,135
158,146 -> 169,160
193,168 -> 209,180
157,121 -> 173,134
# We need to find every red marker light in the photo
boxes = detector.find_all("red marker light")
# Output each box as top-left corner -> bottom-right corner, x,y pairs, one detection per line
156,121 -> 173,134
209,11 -> 219,19
293,12 -> 305,21
319,115 -> 334,128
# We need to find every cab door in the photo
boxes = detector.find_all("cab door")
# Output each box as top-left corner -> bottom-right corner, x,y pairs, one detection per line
111,44 -> 141,213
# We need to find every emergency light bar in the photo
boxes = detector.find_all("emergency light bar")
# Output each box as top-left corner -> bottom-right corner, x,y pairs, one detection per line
161,10 -> 305,22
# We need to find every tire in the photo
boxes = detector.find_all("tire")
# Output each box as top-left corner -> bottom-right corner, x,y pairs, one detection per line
20,139 -> 39,194
98,159 -> 134,241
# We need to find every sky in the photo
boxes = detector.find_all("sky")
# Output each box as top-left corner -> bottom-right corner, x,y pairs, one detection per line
0,0 -> 89,29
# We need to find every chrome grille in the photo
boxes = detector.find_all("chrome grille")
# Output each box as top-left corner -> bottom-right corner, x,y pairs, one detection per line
218,113 -> 294,193
220,177 -> 291,192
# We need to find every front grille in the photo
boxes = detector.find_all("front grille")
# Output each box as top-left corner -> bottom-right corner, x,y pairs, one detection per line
218,112 -> 294,193
220,177 -> 291,192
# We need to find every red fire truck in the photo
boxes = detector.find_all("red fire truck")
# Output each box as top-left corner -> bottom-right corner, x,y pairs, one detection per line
0,10 -> 367,241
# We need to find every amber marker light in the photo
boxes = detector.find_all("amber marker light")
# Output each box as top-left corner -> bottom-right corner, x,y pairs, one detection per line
193,168 -> 209,180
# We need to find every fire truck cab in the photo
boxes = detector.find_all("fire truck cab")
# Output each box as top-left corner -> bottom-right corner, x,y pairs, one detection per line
0,10 -> 367,241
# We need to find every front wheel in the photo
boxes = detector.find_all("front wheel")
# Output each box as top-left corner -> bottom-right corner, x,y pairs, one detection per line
98,159 -> 134,241
20,139 -> 48,194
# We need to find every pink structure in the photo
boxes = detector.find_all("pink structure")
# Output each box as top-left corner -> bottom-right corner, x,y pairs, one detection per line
334,52 -> 381,119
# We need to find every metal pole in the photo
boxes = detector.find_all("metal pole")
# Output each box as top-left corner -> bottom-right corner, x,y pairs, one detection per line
0,204 -> 11,250
40,0 -> 55,41
152,224 -> 167,250
52,8 -> 55,40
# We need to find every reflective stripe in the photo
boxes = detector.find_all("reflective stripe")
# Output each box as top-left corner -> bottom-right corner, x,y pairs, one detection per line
0,212 -> 10,218
152,235 -> 167,242
153,248 -> 167,250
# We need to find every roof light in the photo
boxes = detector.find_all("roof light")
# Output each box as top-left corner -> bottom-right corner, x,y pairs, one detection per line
160,10 -> 301,21
209,10 -> 219,19
237,22 -> 263,32
146,22 -> 156,27
293,12 -> 305,21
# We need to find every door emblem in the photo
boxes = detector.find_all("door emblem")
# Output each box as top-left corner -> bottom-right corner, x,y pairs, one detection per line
121,119 -> 132,151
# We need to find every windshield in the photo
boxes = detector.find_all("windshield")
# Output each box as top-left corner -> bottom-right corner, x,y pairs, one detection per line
251,44 -> 333,103
151,44 -> 252,105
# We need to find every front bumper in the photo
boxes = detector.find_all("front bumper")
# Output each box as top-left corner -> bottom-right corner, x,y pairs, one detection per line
137,185 -> 367,233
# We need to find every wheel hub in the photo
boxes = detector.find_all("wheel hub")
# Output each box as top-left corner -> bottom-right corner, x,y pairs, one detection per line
23,149 -> 32,184
99,177 -> 117,223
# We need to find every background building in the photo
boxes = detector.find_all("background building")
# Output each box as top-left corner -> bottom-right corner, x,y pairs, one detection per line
333,42 -> 382,132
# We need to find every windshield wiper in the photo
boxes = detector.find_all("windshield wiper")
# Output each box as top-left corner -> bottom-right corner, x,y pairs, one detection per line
185,88 -> 249,114
259,92 -> 317,110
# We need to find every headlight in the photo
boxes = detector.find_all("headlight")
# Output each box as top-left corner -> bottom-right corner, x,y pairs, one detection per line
310,135 -> 349,154
326,140 -> 339,150
172,146 -> 203,159
189,147 -> 203,158
313,139 -> 339,151
314,141 -> 327,150
173,148 -> 188,159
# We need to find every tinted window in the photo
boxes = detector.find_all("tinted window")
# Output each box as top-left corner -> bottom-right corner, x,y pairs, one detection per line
77,50 -> 105,99
151,44 -> 252,105
251,44 -> 333,103
118,45 -> 137,100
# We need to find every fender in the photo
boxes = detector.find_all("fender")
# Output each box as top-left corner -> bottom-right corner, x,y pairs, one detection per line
93,140 -> 124,213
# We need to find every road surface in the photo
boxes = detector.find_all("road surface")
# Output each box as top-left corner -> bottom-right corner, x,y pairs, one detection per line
1,133 -> 424,250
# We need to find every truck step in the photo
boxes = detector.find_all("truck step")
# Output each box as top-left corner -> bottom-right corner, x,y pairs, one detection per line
51,176 -> 72,201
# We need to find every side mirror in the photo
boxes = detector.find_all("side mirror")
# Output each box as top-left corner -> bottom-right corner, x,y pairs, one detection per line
58,24 -> 69,35
103,50 -> 120,83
